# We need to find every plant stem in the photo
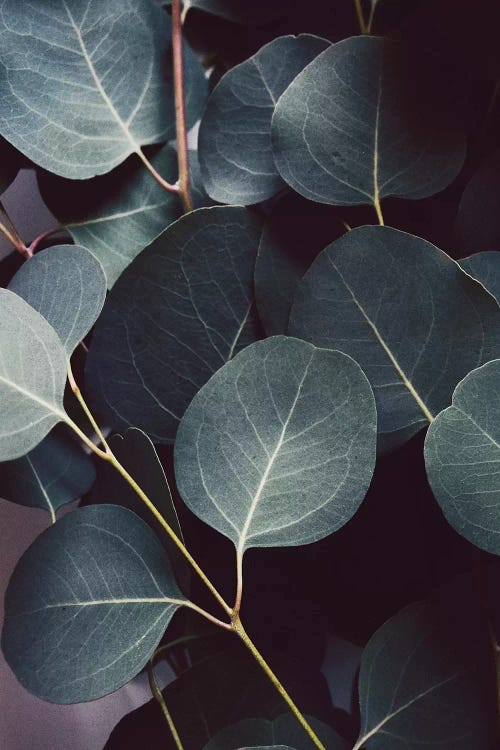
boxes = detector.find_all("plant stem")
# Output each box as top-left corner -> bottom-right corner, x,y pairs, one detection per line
374,196 -> 384,225
29,226 -> 63,254
136,148 -> 180,195
366,2 -> 376,33
148,661 -> 185,750
67,363 -> 110,452
232,615 -> 326,750
172,0 -> 193,212
354,0 -> 366,33
0,202 -> 30,257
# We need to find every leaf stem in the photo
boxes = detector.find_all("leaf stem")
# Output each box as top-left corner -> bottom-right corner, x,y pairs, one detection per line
172,0 -> 193,212
366,2 -> 376,34
148,661 -> 185,750
232,615 -> 326,750
0,202 -> 30,257
67,363 -> 111,453
29,226 -> 64,254
374,196 -> 384,225
354,0 -> 366,33
136,148 -> 180,195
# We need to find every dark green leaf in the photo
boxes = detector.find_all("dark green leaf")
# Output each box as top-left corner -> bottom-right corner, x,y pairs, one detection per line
85,206 -> 263,443
38,147 -> 182,287
0,0 -> 206,177
1,504 -> 184,703
424,359 -> 500,554
204,715 -> 347,750
198,35 -> 330,205
88,428 -> 189,589
0,289 -> 68,459
455,152 -> 500,253
289,226 -> 500,451
459,252 -> 500,305
0,425 -> 95,522
0,136 -> 23,194
272,37 -> 465,208
175,336 -> 376,550
9,245 -> 106,353
254,194 -> 346,335
105,640 -> 339,750
354,591 -> 495,749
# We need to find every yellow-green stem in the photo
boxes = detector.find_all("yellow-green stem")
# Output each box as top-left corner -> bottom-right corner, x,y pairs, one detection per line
354,0 -> 366,33
233,615 -> 326,750
374,196 -> 384,225
67,363 -> 110,452
148,661 -> 185,750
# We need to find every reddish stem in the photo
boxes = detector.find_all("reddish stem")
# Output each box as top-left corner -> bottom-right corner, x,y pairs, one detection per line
29,226 -> 63,254
172,0 -> 193,212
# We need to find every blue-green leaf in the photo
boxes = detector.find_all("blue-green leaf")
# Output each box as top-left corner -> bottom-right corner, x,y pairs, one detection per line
9,245 -> 106,354
198,35 -> 330,205
272,37 -> 465,208
175,336 -> 376,550
0,426 -> 95,522
289,226 -> 500,451
2,504 -> 185,703
85,206 -> 263,443
459,252 -> 500,305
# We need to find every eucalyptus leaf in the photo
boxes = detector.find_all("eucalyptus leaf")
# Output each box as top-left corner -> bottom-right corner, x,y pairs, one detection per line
459,252 -> 500,305
289,226 -> 500,451
0,136 -> 23,194
85,206 -> 263,443
88,428 -> 189,589
455,152 -> 500,253
354,592 -> 495,749
1,504 -> 185,703
0,288 -> 68,460
0,426 -> 95,522
106,640 -> 338,749
272,37 -> 465,209
38,147 -> 181,287
174,336 -> 376,551
204,715 -> 347,750
9,245 -> 106,354
198,35 -> 330,205
424,359 -> 500,555
0,0 -> 206,178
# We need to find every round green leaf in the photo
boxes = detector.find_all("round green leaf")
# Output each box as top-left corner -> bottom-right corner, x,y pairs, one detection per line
198,35 -> 330,205
1,504 -> 185,703
174,336 -> 376,551
0,289 -> 68,460
85,206 -> 263,443
272,37 -> 465,207
459,252 -> 500,305
0,0 -> 206,178
289,226 -> 500,451
354,594 -> 495,749
0,426 -> 95,522
9,245 -> 106,354
38,147 -> 182,287
424,360 -> 500,554
204,715 -> 347,750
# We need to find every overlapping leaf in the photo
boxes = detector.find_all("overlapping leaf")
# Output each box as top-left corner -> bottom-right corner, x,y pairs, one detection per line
0,426 -> 95,522
9,245 -> 106,353
272,37 -> 465,208
289,226 -> 500,450
460,252 -> 500,305
354,592 -> 495,749
205,715 -> 347,750
455,152 -> 500,253
0,289 -> 68,459
175,336 -> 376,551
198,35 -> 330,204
0,0 -> 206,178
85,206 -> 263,443
1,505 -> 185,703
425,360 -> 500,554
38,148 -> 182,287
